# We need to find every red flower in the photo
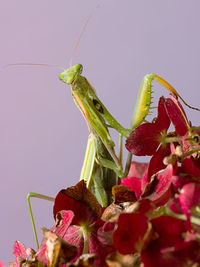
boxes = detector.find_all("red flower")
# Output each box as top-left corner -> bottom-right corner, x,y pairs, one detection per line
113,206 -> 200,266
122,162 -> 173,207
125,123 -> 163,156
170,180 -> 200,231
121,161 -> 148,199
8,91 -> 200,266
144,164 -> 173,206
182,157 -> 200,178
141,216 -> 200,266
126,96 -> 170,156
126,95 -> 190,156
126,160 -> 149,179
37,181 -> 115,266
147,144 -> 171,180
113,211 -> 151,254
121,176 -> 142,200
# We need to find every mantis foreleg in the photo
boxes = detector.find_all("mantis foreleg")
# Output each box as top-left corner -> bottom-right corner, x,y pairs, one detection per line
131,73 -> 200,130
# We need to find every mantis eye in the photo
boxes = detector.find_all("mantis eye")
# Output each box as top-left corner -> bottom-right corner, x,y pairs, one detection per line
93,99 -> 104,113
193,134 -> 200,144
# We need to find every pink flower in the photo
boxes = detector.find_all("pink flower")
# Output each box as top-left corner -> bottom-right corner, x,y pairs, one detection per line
12,241 -> 27,267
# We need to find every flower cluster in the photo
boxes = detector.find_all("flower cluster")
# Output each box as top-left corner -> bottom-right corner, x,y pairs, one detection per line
8,94 -> 200,267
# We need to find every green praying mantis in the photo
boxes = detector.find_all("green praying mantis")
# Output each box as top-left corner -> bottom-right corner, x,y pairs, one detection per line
13,20 -> 199,250
27,64 -> 200,249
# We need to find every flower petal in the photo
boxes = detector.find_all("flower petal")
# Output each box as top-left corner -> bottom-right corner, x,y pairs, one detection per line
13,241 -> 27,267
146,144 -> 171,181
121,177 -> 142,199
151,216 -> 186,247
154,96 -> 171,131
182,157 -> 200,178
179,183 -> 195,230
126,123 -> 161,156
143,165 -> 173,206
53,181 -> 101,225
164,96 -> 189,136
113,213 -> 150,254
127,161 -> 149,179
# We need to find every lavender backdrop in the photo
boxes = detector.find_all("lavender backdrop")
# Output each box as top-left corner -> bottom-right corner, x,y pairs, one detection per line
1,0 -> 200,264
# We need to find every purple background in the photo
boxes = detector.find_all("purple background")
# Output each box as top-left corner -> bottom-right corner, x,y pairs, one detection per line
1,0 -> 200,264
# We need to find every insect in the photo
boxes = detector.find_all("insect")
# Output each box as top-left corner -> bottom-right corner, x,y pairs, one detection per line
59,63 -> 131,206
25,63 -> 200,249
10,16 -> 200,251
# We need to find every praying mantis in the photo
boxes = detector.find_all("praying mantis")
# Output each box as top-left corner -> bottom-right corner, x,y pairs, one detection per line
27,63 -> 200,249
59,63 -> 130,207
16,19 -> 199,250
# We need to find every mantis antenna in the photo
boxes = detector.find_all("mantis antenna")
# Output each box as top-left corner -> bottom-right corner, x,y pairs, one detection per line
69,5 -> 100,66
6,63 -> 64,71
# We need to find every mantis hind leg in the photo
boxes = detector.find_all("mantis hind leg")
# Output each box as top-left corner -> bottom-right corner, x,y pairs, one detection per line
27,192 -> 54,249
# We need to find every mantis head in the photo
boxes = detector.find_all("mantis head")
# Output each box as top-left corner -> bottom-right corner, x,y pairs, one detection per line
59,64 -> 83,84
